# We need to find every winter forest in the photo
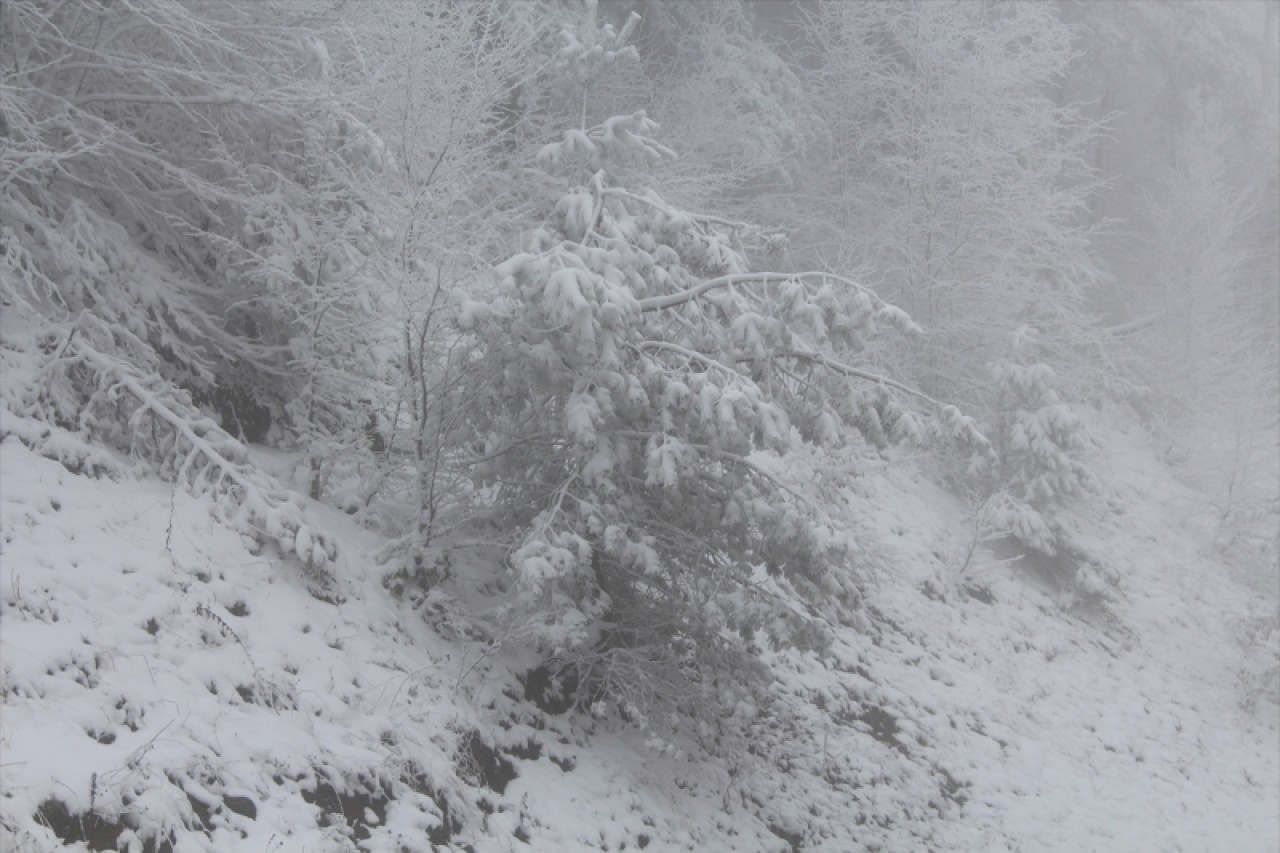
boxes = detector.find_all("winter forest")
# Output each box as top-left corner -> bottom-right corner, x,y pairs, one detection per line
1,0 -> 1278,850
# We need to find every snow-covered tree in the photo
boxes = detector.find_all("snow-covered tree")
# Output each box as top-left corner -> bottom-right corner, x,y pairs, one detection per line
1064,0 -> 1279,576
627,0 -> 818,216
218,65 -> 397,494
974,327 -> 1095,561
798,0 -> 1106,402
485,0 -> 646,168
454,108 -> 980,724
0,0 -> 292,392
1135,123 -> 1278,562
345,3 -> 566,547
0,0 -> 374,574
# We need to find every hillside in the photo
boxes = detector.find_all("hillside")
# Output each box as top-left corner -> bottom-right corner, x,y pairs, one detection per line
4,390 -> 1276,851
2,1 -> 1277,850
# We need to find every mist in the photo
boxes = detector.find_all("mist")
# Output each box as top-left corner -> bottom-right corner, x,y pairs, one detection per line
2,1 -> 1277,849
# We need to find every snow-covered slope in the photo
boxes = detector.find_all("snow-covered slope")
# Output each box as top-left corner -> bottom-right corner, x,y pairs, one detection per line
2,409 -> 1276,852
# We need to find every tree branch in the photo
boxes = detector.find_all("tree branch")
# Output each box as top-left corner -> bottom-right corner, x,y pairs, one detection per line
1102,311 -> 1164,336
637,272 -> 795,313
638,270 -> 884,313
70,91 -> 252,107
615,429 -> 811,505
772,349 -> 943,406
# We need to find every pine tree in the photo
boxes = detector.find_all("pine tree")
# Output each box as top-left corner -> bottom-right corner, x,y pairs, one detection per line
976,327 -> 1095,559
456,108 -> 981,723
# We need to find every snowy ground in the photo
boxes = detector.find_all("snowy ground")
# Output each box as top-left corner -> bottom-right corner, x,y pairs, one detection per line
2,406 -> 1277,851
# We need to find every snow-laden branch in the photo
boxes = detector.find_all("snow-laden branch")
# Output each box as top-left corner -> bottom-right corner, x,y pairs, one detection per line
770,350 -> 943,406
68,91 -> 253,107
636,339 -> 938,407
631,340 -> 739,375
637,270 -> 885,313
615,429 -> 810,505
46,321 -> 341,578
638,273 -> 793,312
1102,312 -> 1164,336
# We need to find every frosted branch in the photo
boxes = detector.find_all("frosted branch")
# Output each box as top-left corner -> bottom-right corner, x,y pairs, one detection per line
638,270 -> 885,313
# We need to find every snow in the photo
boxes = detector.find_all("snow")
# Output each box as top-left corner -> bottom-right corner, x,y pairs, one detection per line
2,405 -> 1276,851
4,0 -> 1273,847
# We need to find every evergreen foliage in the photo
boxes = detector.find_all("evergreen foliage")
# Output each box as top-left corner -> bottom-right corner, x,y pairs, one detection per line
0,0 -> 1273,779
458,108 -> 979,722
975,327 -> 1096,560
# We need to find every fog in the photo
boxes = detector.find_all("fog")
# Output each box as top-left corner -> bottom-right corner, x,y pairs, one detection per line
1,1 -> 1277,849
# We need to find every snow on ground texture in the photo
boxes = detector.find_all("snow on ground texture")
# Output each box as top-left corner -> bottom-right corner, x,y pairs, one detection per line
0,431 -> 800,852
854,413 -> 1280,852
2,407 -> 1276,851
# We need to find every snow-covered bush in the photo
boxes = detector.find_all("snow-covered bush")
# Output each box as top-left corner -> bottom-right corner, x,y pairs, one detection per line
0,1 -> 279,388
0,0 -> 486,552
0,0 -> 404,478
964,326 -> 1111,597
216,100 -> 397,490
0,0 -> 426,588
986,329 -> 1093,544
457,109 -> 965,728
21,311 -> 341,583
